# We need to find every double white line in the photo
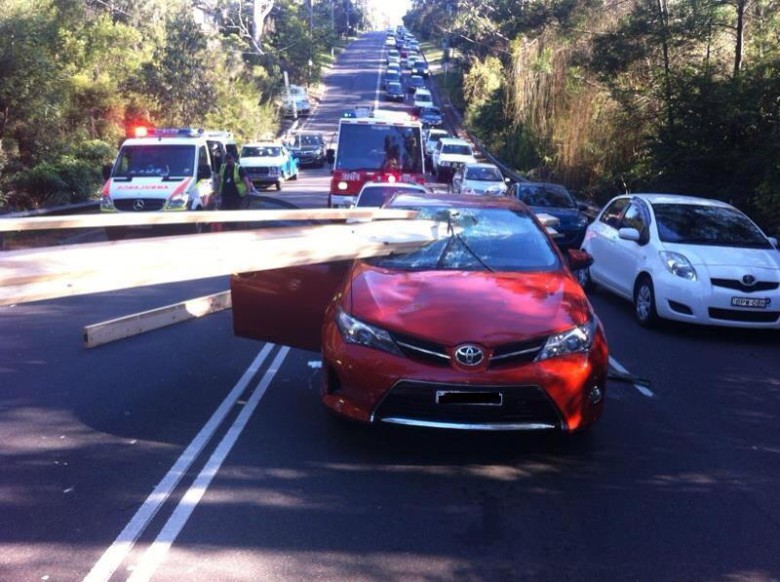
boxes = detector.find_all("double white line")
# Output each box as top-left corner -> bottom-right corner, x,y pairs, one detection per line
84,343 -> 289,582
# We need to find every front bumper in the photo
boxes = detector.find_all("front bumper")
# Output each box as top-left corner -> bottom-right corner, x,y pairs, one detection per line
653,270 -> 780,328
320,321 -> 609,431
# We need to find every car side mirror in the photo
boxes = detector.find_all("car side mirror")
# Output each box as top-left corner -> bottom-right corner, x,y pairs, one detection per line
326,149 -> 335,165
197,166 -> 212,181
618,227 -> 641,242
768,236 -> 778,248
102,164 -> 113,181
567,248 -> 594,271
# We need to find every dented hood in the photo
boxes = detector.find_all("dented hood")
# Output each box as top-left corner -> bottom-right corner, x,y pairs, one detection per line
346,262 -> 591,344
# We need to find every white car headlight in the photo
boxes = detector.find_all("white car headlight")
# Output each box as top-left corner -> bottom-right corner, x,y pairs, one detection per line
166,191 -> 188,210
659,251 -> 697,281
535,318 -> 597,362
336,308 -> 402,356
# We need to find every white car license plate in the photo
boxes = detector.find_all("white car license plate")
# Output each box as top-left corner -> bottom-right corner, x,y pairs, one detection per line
730,296 -> 770,309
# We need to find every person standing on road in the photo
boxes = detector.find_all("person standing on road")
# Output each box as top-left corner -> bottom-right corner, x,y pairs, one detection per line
218,152 -> 255,210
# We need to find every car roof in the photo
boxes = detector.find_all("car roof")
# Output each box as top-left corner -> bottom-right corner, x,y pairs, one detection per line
462,162 -> 500,170
243,141 -> 282,147
414,88 -> 432,95
359,181 -> 428,193
623,193 -> 734,208
427,129 -> 449,136
387,192 -> 526,211
438,137 -> 471,146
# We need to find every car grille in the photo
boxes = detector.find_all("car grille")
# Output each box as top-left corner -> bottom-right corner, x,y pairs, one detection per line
711,278 -> 779,293
114,198 -> 165,212
708,308 -> 780,323
389,332 -> 546,368
245,167 -> 271,177
373,381 -> 563,427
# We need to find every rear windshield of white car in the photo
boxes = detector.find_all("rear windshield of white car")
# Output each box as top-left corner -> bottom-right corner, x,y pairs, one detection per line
466,167 -> 502,181
652,203 -> 772,248
442,144 -> 473,156
242,146 -> 282,157
357,185 -> 426,207
368,206 -> 559,272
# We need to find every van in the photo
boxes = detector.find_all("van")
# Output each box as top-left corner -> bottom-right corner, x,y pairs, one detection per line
100,127 -> 235,215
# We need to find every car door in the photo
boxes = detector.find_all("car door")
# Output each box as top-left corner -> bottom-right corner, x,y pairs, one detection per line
231,261 -> 351,352
609,199 -> 652,297
585,196 -> 631,292
451,166 -> 464,192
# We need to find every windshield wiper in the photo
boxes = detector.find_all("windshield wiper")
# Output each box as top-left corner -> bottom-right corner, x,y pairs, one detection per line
434,211 -> 495,272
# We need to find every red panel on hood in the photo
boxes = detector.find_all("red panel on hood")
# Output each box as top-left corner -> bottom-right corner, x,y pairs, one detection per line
346,262 -> 590,345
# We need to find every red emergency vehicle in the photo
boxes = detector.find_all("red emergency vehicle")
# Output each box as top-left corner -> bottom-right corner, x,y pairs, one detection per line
327,110 -> 426,208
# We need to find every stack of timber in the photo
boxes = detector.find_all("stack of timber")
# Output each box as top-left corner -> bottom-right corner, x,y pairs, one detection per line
0,208 -> 439,308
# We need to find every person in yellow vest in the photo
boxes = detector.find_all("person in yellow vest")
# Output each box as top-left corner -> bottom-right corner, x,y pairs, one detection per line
218,152 -> 256,210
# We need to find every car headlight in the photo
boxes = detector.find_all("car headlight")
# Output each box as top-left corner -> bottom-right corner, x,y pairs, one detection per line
336,308 -> 403,356
166,191 -> 189,210
659,251 -> 697,281
100,195 -> 116,211
535,317 -> 597,362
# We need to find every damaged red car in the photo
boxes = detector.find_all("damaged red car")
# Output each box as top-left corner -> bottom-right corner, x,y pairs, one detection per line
232,194 -> 608,432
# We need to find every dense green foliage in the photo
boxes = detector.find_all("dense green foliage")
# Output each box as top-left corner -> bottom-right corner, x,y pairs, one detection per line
406,0 -> 780,233
0,0 -> 367,211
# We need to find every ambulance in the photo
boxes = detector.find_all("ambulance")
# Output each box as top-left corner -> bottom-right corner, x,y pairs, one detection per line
100,127 -> 237,214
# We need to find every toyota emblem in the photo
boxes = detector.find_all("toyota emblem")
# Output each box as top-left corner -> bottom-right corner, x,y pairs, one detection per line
133,199 -> 145,211
454,344 -> 484,367
742,274 -> 757,286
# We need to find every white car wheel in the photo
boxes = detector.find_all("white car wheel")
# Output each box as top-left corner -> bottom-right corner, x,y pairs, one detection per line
634,276 -> 659,327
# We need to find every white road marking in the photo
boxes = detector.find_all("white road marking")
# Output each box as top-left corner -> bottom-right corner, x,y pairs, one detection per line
609,355 -> 655,398
126,346 -> 290,582
83,343 -> 276,582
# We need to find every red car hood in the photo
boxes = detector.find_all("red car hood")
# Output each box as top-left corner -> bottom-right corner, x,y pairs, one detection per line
345,263 -> 591,344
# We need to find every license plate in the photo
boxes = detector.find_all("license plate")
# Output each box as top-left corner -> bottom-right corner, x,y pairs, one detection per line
436,390 -> 503,406
730,296 -> 770,309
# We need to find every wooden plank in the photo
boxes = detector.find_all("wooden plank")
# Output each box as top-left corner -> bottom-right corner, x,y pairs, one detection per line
0,219 -> 442,306
83,291 -> 232,349
0,208 -> 418,232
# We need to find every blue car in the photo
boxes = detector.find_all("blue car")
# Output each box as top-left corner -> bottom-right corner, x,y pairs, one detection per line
508,182 -> 591,249
418,106 -> 444,128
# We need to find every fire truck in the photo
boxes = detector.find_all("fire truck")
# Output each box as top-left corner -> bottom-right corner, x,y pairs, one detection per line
326,109 -> 426,208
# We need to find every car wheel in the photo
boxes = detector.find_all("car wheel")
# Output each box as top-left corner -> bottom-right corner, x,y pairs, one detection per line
276,180 -> 282,191
634,275 -> 659,327
576,265 -> 595,292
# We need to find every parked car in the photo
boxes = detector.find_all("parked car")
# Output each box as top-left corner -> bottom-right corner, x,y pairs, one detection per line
411,60 -> 430,78
508,182 -> 590,250
231,193 -> 607,432
287,131 -> 326,168
406,75 -> 426,94
412,88 -> 434,113
451,162 -> 508,196
418,106 -> 444,128
384,81 -> 405,102
354,181 -> 429,208
424,128 -> 450,159
386,49 -> 400,64
240,141 -> 299,191
579,193 -> 780,328
383,69 -> 401,89
431,137 -> 477,182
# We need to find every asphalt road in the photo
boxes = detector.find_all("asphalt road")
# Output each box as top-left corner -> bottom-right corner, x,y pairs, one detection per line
1,31 -> 779,582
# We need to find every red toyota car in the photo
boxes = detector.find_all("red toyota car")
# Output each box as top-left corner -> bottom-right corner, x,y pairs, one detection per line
231,194 -> 608,432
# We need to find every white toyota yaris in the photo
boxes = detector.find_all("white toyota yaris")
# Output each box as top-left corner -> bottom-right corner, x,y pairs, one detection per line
579,193 -> 780,328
